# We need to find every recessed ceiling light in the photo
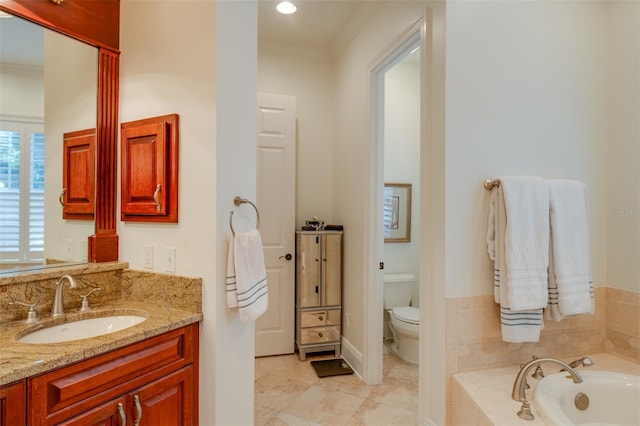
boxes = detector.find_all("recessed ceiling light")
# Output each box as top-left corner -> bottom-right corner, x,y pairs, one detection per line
276,1 -> 297,15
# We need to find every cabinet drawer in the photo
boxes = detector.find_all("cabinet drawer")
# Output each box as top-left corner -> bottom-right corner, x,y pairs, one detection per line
300,310 -> 341,328
28,323 -> 197,425
300,326 -> 340,344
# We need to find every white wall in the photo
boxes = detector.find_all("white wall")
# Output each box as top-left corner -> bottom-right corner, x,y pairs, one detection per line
0,64 -> 43,118
606,1 -> 640,292
119,1 -> 257,424
384,58 -> 421,305
445,1 -> 610,298
257,44 -> 335,228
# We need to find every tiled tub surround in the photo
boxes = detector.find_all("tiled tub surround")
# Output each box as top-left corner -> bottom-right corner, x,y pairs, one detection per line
452,353 -> 640,425
0,262 -> 202,386
446,287 -> 639,424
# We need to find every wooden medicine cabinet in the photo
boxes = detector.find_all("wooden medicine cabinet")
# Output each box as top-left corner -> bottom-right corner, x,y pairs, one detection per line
120,114 -> 179,222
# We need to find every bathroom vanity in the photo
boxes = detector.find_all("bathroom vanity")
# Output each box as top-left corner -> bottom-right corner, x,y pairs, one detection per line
0,263 -> 202,425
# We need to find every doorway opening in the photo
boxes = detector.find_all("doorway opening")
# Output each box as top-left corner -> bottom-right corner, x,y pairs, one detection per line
365,19 -> 424,397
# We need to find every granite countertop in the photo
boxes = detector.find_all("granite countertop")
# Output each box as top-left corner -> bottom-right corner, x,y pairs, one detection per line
0,300 -> 202,386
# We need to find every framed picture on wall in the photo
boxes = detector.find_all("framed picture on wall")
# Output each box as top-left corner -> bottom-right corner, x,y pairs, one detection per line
383,183 -> 412,243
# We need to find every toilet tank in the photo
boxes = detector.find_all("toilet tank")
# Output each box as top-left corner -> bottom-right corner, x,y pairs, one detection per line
383,273 -> 415,309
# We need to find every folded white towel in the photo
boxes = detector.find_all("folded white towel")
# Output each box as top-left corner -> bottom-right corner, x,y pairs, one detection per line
501,176 -> 550,310
547,179 -> 593,319
226,229 -> 269,323
488,177 -> 548,342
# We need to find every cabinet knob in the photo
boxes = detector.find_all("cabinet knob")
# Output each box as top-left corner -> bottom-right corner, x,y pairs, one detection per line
318,332 -> 323,338
318,316 -> 324,321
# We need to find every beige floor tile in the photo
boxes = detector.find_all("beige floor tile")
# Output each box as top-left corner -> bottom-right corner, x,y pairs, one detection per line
255,344 -> 419,426
348,399 -> 419,426
279,385 -> 366,424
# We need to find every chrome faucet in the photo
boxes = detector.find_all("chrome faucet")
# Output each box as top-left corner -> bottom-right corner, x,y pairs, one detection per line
568,356 -> 594,369
512,357 -> 583,421
52,275 -> 77,316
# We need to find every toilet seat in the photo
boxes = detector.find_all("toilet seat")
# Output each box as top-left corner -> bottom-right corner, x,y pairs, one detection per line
391,306 -> 419,325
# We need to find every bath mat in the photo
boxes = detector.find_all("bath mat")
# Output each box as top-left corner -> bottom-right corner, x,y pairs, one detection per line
310,359 -> 354,378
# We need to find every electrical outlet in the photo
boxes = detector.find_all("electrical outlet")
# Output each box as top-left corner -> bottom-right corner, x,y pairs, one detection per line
144,245 -> 154,269
166,247 -> 176,273
66,239 -> 74,260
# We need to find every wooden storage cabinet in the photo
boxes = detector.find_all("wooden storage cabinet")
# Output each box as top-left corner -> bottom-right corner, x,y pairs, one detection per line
295,231 -> 343,361
28,323 -> 198,426
120,114 -> 179,222
62,129 -> 95,220
0,380 -> 26,426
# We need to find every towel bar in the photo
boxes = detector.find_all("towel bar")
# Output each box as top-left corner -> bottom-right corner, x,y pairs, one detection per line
484,179 -> 500,190
229,196 -> 260,235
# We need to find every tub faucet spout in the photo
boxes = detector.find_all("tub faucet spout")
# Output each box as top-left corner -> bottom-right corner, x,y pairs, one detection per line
52,275 -> 77,316
512,357 -> 583,421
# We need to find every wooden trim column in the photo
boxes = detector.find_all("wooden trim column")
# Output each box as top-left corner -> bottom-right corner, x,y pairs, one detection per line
89,48 -> 119,262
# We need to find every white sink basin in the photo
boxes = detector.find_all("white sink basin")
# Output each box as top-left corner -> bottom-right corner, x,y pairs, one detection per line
17,315 -> 146,344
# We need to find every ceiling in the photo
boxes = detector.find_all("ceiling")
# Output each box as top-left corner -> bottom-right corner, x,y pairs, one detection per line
258,0 -> 371,50
0,14 -> 43,67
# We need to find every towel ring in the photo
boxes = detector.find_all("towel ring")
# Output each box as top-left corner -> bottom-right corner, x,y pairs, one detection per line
229,196 -> 260,235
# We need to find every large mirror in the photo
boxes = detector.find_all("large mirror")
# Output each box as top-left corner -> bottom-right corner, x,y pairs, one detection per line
0,12 -> 97,273
0,0 -> 120,274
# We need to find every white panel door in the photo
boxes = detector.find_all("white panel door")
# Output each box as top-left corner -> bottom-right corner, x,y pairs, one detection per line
255,93 -> 296,357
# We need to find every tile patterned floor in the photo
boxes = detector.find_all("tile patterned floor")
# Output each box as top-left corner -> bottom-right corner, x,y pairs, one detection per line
254,341 -> 419,425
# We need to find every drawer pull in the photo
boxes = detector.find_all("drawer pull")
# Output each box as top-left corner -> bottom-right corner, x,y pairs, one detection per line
117,402 -> 126,426
318,332 -> 323,338
318,316 -> 324,321
133,394 -> 142,426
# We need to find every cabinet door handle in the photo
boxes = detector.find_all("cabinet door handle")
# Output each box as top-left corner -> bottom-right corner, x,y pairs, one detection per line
117,402 -> 126,426
153,184 -> 162,212
59,188 -> 66,207
133,394 -> 142,426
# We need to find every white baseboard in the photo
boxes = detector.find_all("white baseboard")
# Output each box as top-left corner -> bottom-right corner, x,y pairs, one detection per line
340,336 -> 364,380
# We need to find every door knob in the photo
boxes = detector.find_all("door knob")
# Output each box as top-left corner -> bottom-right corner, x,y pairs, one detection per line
279,253 -> 293,261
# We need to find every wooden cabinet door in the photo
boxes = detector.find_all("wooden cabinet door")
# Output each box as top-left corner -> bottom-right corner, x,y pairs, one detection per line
56,396 -> 126,426
0,380 -> 26,426
62,129 -> 95,219
120,114 -> 178,222
130,366 -> 194,426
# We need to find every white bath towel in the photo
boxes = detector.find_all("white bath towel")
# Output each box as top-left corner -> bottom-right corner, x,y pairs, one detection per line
487,177 -> 548,342
547,179 -> 593,319
501,176 -> 550,310
226,229 -> 269,323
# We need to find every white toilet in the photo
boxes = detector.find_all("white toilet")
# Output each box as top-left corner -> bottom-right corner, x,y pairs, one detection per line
383,273 -> 419,365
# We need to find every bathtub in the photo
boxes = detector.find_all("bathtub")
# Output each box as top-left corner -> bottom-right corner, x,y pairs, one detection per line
534,370 -> 640,426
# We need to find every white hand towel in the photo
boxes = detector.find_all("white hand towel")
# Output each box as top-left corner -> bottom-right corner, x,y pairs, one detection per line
547,179 -> 593,318
226,236 -> 239,309
501,176 -> 550,310
487,177 -> 547,342
232,229 -> 269,323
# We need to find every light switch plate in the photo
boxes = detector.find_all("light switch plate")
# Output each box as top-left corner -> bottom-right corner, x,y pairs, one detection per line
166,247 -> 176,273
